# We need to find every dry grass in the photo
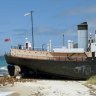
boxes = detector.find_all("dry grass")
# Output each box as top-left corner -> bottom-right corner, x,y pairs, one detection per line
86,75 -> 96,85
0,76 -> 36,87
0,76 -> 15,86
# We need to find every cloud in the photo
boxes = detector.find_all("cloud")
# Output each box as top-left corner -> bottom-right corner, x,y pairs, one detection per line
12,28 -> 28,33
87,18 -> 96,35
55,5 -> 96,18
34,26 -> 59,35
11,28 -> 28,36
67,6 -> 96,16
0,22 -> 9,25
33,26 -> 77,37
10,25 -> 77,40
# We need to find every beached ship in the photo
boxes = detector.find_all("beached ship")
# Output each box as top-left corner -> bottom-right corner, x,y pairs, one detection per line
4,12 -> 96,79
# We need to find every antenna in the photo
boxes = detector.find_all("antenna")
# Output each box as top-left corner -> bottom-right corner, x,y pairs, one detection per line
63,34 -> 64,46
30,11 -> 34,50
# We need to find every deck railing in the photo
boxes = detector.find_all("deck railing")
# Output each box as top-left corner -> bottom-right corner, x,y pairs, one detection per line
11,46 -> 47,51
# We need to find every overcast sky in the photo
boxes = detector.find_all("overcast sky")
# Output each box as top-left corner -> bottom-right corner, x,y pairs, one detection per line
0,0 -> 96,55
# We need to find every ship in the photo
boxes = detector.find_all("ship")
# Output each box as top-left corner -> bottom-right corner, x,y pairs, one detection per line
4,12 -> 96,79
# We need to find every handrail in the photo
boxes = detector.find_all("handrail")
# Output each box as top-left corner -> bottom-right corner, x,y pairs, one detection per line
11,46 -> 47,51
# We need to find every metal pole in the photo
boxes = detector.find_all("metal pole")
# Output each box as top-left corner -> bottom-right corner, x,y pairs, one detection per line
30,11 -> 34,50
42,44 -> 46,50
63,34 -> 64,46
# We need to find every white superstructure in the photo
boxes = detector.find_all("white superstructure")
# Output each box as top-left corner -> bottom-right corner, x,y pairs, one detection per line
47,40 -> 52,52
68,40 -> 73,49
91,42 -> 96,52
25,38 -> 32,50
53,47 -> 84,53
53,22 -> 96,53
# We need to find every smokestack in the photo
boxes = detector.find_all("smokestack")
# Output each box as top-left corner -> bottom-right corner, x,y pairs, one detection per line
77,22 -> 88,51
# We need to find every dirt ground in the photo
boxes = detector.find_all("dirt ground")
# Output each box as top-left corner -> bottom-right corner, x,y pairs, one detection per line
0,79 -> 96,96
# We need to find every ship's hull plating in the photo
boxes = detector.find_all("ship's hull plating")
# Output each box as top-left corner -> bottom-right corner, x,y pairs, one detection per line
5,54 -> 96,79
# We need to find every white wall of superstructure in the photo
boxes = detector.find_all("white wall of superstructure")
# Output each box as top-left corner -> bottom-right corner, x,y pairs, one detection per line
78,30 -> 88,50
53,47 -> 84,53
95,31 -> 96,42
68,40 -> 73,49
91,43 -> 96,52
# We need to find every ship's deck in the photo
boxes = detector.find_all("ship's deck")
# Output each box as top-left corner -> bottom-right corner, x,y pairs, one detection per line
8,47 -> 88,62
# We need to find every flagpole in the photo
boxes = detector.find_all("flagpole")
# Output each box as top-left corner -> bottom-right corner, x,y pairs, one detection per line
30,11 -> 34,50
24,11 -> 34,50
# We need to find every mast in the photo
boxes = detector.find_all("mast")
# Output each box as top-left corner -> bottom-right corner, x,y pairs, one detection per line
30,11 -> 34,50
24,11 -> 34,50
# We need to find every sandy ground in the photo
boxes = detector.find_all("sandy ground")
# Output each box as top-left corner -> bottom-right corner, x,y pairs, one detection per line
0,79 -> 96,96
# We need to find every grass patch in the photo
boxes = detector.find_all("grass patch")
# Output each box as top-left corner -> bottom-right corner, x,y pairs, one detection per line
86,75 -> 96,85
